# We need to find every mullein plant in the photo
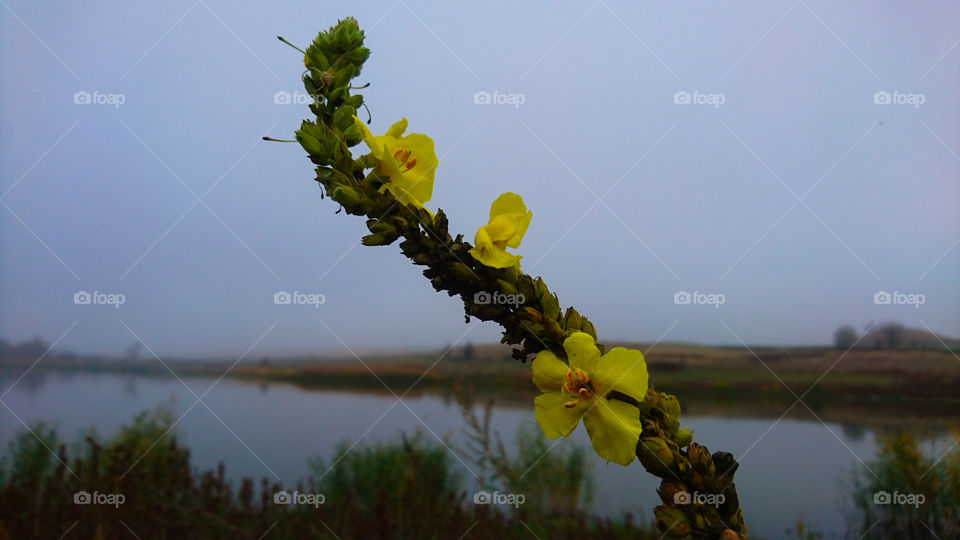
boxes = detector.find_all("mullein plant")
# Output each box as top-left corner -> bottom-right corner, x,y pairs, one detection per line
273,17 -> 748,540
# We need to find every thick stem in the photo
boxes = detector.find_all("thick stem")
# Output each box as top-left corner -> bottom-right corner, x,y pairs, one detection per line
290,17 -> 748,539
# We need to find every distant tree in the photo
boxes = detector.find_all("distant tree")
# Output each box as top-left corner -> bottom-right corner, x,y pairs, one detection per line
877,322 -> 905,350
462,342 -> 474,362
833,325 -> 859,349
12,336 -> 47,359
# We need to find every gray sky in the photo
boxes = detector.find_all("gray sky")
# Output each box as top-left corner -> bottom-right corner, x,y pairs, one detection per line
2,0 -> 958,357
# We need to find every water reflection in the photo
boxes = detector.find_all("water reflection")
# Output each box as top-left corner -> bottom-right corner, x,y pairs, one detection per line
0,367 -> 955,538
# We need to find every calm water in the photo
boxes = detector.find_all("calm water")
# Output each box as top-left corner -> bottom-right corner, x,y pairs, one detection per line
0,368 -> 953,539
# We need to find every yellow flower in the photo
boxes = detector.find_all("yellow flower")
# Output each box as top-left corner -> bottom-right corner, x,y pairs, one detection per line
531,332 -> 648,466
354,116 -> 437,209
468,192 -> 532,268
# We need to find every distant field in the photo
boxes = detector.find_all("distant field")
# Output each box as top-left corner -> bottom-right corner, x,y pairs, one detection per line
225,344 -> 960,404
8,343 -> 960,405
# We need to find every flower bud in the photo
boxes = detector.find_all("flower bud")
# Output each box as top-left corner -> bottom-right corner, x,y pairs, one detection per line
579,318 -> 598,341
638,437 -> 675,473
687,443 -> 712,475
361,232 -> 389,246
449,262 -> 477,284
657,480 -> 689,506
720,529 -> 746,540
562,307 -> 583,331
657,394 -> 681,420
654,506 -> 692,537
541,292 -> 561,321
332,186 -> 362,207
673,427 -> 693,448
533,277 -> 550,299
496,279 -> 518,297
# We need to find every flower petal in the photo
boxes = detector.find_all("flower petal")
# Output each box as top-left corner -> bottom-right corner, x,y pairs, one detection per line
473,226 -> 493,250
563,332 -> 600,373
385,117 -> 408,138
506,209 -> 532,249
582,398 -> 642,466
400,168 -> 435,205
489,192 -> 531,248
484,215 -> 519,244
489,192 -> 526,219
534,392 -> 586,439
400,133 -> 435,159
531,350 -> 569,393
592,347 -> 649,402
468,245 -> 521,268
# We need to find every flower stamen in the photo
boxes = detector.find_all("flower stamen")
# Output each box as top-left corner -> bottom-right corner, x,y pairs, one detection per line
392,147 -> 416,170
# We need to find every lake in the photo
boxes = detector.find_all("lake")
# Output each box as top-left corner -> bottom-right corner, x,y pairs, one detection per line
0,368 -> 954,539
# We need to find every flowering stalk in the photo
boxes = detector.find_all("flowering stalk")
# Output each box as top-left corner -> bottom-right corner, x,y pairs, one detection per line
283,17 -> 748,539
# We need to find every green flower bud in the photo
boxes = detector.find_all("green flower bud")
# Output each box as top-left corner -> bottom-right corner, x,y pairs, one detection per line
361,232 -> 389,246
332,186 -> 361,207
496,279 -> 518,296
580,318 -> 598,341
654,506 -> 692,537
562,307 -> 583,331
541,293 -> 561,321
658,394 -> 681,420
295,130 -> 325,159
533,277 -> 549,299
673,427 -> 694,448
343,124 -> 362,146
519,307 -> 544,324
333,106 -> 357,130
366,219 -> 396,235
449,262 -> 478,284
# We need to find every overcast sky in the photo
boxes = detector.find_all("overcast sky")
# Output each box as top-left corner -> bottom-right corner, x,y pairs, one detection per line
2,0 -> 958,358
